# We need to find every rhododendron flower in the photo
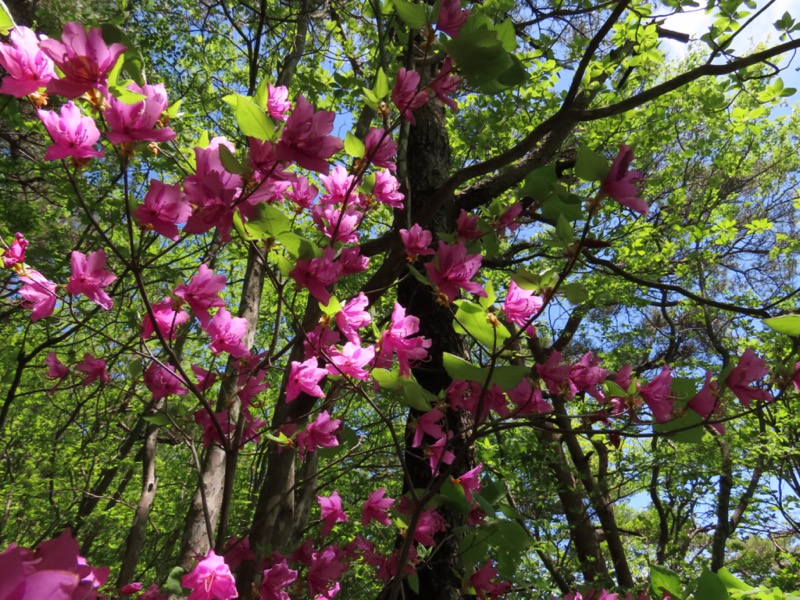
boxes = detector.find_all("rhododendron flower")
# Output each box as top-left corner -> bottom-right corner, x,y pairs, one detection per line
289,247 -> 342,303
307,545 -> 347,598
364,128 -> 397,171
502,280 -> 543,328
456,463 -> 482,502
45,352 -> 70,394
372,170 -> 404,208
399,224 -> 434,260
496,202 -> 523,235
181,550 -> 238,600
0,26 -> 55,97
19,269 -> 57,321
312,204 -> 362,244
174,264 -> 227,325
412,407 -> 445,447
40,22 -> 126,98
687,371 -> 724,434
76,353 -> 109,386
38,102 -> 103,161
65,249 -> 116,310
339,246 -> 369,275
286,174 -> 318,210
601,145 -> 647,215
362,488 -> 394,526
427,433 -> 455,475
276,95 -> 343,173
141,298 -> 190,341
2,232 -> 27,268
266,83 -> 291,120
319,165 -> 356,205
204,308 -> 250,357
412,506 -> 446,546
639,366 -> 674,423
571,352 -> 609,400
793,361 -> 800,394
392,68 -> 428,124
377,303 -> 432,377
470,560 -> 511,600
318,491 -> 349,536
507,377 -> 552,415
286,357 -> 328,402
133,180 -> 192,241
725,348 -> 772,407
194,409 -> 233,448
260,560 -> 297,600
326,342 -> 375,380
425,241 -> 486,302
537,350 -> 577,399
429,57 -> 462,111
105,82 -> 175,144
0,529 -> 108,600
143,362 -> 188,400
121,582 -> 144,595
192,364 -> 218,392
296,410 -> 341,457
456,209 -> 483,241
335,292 -> 371,344
247,137 -> 284,179
436,0 -> 471,38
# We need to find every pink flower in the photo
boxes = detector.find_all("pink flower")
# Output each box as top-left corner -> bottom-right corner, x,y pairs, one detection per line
326,342 -> 375,380
319,165 -> 356,205
76,353 -> 109,386
507,377 -> 552,415
0,26 -> 55,97
364,128 -> 397,171
286,175 -> 318,210
289,247 -> 342,303
174,264 -> 227,325
456,463 -> 482,502
65,249 -> 116,310
639,366 -> 674,423
502,280 -> 543,327
2,232 -> 28,268
18,269 -> 57,321
192,364 -> 218,392
725,348 -> 772,408
40,22 -> 126,98
275,95 -> 343,173
425,241 -> 486,302
339,246 -> 368,275
571,352 -> 609,399
335,292 -> 371,344
286,357 -> 328,402
378,303 -> 432,377
247,137 -> 283,179
141,298 -> 190,340
312,204 -> 362,244
601,145 -> 647,215
470,560 -> 511,600
194,409 -> 233,448
687,372 -> 724,434
427,433 -> 455,475
181,550 -> 238,600
267,83 -> 291,121
318,491 -> 349,536
361,488 -> 394,526
793,361 -> 800,394
260,560 -> 297,600
296,410 -> 341,457
204,308 -> 250,357
412,506 -> 446,546
429,57 -> 462,111
121,582 -> 144,595
392,68 -> 428,124
372,170 -> 404,208
143,363 -> 188,400
436,0 -> 471,38
45,352 -> 70,394
456,209 -> 483,241
133,180 -> 192,241
307,545 -> 347,597
38,102 -> 103,161
412,407 -> 445,448
399,224 -> 434,260
105,82 -> 175,144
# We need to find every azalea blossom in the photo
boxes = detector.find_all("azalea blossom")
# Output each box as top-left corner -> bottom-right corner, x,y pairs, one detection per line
37,102 -> 103,161
537,350 -> 577,399
326,342 -> 375,380
19,269 -> 57,321
687,371 -> 724,434
76,353 -> 109,386
275,95 -> 343,173
470,560 -> 511,600
105,82 -> 175,144
181,550 -> 238,600
306,545 -> 347,598
335,292 -> 371,344
141,298 -> 190,341
429,57 -> 462,111
289,247 -> 342,303
424,241 -> 486,302
725,348 -> 772,407
455,209 -> 483,241
502,280 -> 543,328
319,165 -> 356,205
372,170 -> 404,208
174,264 -> 227,325
45,352 -> 70,394
399,224 -> 434,261
377,303 -> 432,377
40,22 -> 126,98
601,145 -> 647,215
286,174 -> 318,210
392,68 -> 428,124
296,410 -> 341,457
143,362 -> 188,400
260,560 -> 297,600
0,26 -> 55,97
361,488 -> 394,526
412,407 -> 445,448
2,232 -> 27,269
318,491 -> 349,536
133,180 -> 192,241
639,365 -> 674,423
507,377 -> 552,415
204,308 -> 250,357
65,249 -> 116,310
436,0 -> 471,38
266,83 -> 291,120
363,128 -> 397,171
286,357 -> 328,402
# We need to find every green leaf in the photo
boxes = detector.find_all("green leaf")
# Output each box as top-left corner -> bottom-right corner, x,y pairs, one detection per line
400,378 -> 435,411
407,575 -> 420,595
166,99 -> 182,119
164,566 -> 188,595
439,479 -> 471,513
453,299 -> 510,350
392,0 -> 428,28
575,144 -> 610,182
218,144 -> 244,174
143,414 -> 172,427
442,353 -> 527,391
654,409 -> 705,443
344,132 -> 365,158
0,0 -> 16,35
561,282 -> 587,304
478,280 -> 496,310
275,231 -> 320,260
243,203 -> 291,237
407,264 -> 432,287
320,296 -> 342,317
372,368 -> 400,389
373,67 -> 389,100
555,215 -> 576,245
108,82 -> 147,104
763,315 -> 800,336
222,94 -> 274,141
650,564 -> 683,599
253,77 -> 269,110
101,24 -> 146,85
695,569 -> 729,600
717,567 -> 754,592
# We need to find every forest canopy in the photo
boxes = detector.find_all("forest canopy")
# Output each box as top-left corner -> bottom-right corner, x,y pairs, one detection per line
1,0 -> 800,599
